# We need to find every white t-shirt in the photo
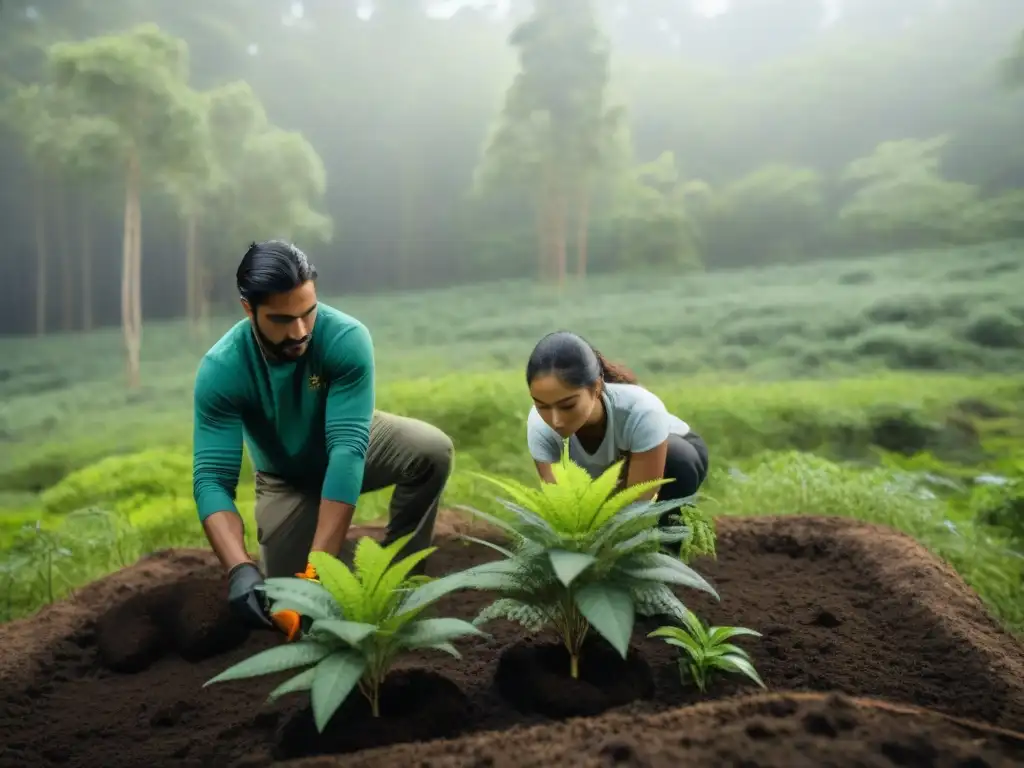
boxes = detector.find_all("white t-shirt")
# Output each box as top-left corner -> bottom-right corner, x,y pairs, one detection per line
526,383 -> 690,479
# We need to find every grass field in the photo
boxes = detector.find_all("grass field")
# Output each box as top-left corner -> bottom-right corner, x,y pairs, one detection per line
0,241 -> 1022,631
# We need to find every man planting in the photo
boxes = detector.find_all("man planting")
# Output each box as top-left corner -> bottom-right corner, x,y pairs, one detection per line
192,240 -> 454,640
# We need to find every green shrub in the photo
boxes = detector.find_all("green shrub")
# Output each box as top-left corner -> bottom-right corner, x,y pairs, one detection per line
964,310 -> 1024,349
39,449 -> 193,516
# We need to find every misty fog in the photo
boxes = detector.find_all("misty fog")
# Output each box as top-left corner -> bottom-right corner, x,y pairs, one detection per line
1,0 -> 1022,338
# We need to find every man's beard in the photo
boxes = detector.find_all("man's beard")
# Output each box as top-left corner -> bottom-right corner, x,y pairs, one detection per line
251,321 -> 311,362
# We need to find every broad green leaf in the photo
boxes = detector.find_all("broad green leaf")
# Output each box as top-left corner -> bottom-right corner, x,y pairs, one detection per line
369,546 -> 437,616
263,576 -> 336,600
647,625 -> 688,643
268,598 -> 334,621
310,652 -> 367,732
548,549 -> 596,587
308,551 -> 365,618
395,559 -> 521,618
591,498 -> 688,548
708,626 -> 762,644
452,504 -> 523,540
204,641 -> 332,685
623,565 -> 720,598
400,617 -> 485,648
266,667 -> 316,703
660,636 -> 703,658
613,526 -> 690,555
309,619 -> 377,647
262,582 -> 340,621
709,643 -> 752,660
422,641 -> 461,658
574,583 -> 635,659
455,533 -> 516,558
709,653 -> 766,689
680,610 -> 710,644
626,553 -> 719,599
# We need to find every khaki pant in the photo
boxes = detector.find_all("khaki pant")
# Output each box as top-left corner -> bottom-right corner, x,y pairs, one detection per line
253,410 -> 454,578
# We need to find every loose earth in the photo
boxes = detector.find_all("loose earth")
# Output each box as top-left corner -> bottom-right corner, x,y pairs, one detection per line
1,515 -> 1022,768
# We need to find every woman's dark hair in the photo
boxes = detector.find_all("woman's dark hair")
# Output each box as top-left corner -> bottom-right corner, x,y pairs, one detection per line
236,240 -> 318,308
525,331 -> 637,388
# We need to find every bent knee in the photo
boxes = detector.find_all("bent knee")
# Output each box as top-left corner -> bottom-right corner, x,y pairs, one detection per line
415,425 -> 454,477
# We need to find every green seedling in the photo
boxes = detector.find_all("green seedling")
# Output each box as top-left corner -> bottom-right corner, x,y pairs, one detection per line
204,533 -> 516,731
457,442 -> 720,679
648,609 -> 766,693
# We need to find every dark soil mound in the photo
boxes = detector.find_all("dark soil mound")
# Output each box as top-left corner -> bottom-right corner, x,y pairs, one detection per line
1,516 -> 1023,768
276,669 -> 472,758
95,574 -> 249,672
494,638 -> 654,718
332,692 -> 1024,768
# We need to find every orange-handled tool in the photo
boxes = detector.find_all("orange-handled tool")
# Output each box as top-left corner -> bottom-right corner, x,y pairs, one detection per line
270,563 -> 319,642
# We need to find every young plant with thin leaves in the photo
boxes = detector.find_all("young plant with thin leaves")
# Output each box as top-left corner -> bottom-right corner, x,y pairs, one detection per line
203,533 -> 516,731
457,443 -> 720,680
648,609 -> 765,693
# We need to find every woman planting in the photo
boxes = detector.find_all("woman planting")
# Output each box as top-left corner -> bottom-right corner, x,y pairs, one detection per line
525,330 -> 709,508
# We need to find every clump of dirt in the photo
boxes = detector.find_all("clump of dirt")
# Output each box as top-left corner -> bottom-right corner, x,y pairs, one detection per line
95,574 -> 249,672
276,669 -> 472,759
1,515 -> 1023,768
330,692 -> 1024,768
494,637 -> 655,718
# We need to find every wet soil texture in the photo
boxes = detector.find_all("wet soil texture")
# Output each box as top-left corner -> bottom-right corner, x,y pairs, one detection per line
1,515 -> 1023,768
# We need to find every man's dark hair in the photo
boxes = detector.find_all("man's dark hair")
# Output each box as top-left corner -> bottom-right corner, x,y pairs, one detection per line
236,240 -> 318,308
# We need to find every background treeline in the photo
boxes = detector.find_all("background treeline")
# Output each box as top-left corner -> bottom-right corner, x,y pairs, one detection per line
0,0 -> 1022,339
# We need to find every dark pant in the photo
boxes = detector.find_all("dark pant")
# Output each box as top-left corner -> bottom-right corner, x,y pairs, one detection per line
658,431 -> 710,526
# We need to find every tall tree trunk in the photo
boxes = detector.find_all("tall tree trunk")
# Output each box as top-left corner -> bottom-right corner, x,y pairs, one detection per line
33,174 -> 48,336
535,170 -> 550,282
55,180 -> 74,331
131,162 -> 143,386
398,146 -> 420,289
122,149 -> 143,390
198,264 -> 211,334
552,183 -> 567,291
576,182 -> 590,279
185,210 -> 198,338
80,195 -> 93,331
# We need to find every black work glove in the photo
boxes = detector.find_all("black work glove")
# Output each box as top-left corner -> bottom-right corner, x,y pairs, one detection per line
227,561 -> 273,629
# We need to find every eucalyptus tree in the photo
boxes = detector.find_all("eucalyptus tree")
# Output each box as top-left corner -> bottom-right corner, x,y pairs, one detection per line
474,0 -> 623,285
47,23 -> 206,388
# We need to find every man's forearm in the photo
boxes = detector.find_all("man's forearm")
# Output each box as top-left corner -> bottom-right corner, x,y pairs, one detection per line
310,499 -> 356,557
202,510 -> 252,570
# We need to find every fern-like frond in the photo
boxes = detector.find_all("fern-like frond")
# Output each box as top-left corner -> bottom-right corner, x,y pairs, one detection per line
631,583 -> 688,620
473,598 -> 549,632
353,536 -> 392,593
578,459 -> 627,529
308,551 -> 365,617
592,478 -> 670,528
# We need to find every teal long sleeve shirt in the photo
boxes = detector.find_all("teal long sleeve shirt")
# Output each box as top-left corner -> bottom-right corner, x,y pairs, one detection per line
192,303 -> 375,522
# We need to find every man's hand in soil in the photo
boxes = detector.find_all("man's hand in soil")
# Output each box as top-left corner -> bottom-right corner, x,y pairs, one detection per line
227,562 -> 273,629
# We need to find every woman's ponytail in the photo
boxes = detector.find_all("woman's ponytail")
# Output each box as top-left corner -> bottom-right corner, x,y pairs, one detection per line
593,349 -> 638,385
